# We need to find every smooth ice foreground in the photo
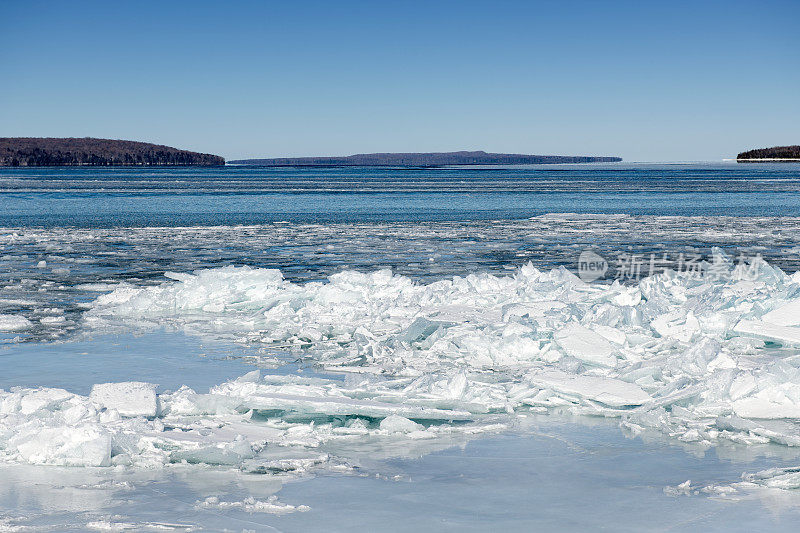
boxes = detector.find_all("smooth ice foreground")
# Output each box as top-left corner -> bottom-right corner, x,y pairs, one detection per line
5,420 -> 800,532
4,250 -> 800,482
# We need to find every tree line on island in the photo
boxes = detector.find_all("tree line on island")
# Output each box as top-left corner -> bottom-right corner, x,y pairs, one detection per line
0,138 -> 225,166
229,150 -> 622,166
737,145 -> 800,161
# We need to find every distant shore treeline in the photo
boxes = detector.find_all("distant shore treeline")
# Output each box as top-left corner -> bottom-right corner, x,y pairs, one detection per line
230,150 -> 622,166
737,145 -> 800,161
0,138 -> 225,166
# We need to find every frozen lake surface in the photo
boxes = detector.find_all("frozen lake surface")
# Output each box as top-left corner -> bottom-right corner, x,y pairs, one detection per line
3,164 -> 800,531
3,334 -> 800,532
4,432 -> 800,531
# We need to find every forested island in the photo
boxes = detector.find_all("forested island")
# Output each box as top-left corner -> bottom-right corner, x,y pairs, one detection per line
230,150 -> 621,166
737,145 -> 800,162
0,138 -> 225,166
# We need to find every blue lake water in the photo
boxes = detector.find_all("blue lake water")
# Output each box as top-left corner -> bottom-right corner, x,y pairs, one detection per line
2,162 -> 800,226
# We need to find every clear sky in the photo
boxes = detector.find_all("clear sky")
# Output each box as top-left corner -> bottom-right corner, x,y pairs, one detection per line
2,0 -> 798,161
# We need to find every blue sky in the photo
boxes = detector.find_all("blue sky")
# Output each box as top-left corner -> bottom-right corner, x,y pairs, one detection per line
2,0 -> 798,161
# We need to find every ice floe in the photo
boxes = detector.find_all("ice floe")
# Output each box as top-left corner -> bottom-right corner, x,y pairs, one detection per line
0,314 -> 33,332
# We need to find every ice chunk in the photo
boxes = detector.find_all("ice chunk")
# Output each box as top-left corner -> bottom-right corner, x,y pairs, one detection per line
19,388 -> 74,414
10,425 -> 111,467
733,388 -> 800,419
554,323 -> 616,367
728,374 -> 757,400
398,317 -> 446,344
501,301 -> 566,320
651,311 -> 699,342
742,467 -> 800,490
0,314 -> 33,332
159,387 -> 239,416
197,495 -> 309,515
663,480 -> 693,496
528,370 -> 650,407
592,324 -> 627,345
90,382 -> 159,417
236,369 -> 261,383
667,338 -> 721,376
612,287 -> 642,307
170,439 -> 256,465
40,316 -> 66,325
733,398 -> 800,419
380,415 -> 424,433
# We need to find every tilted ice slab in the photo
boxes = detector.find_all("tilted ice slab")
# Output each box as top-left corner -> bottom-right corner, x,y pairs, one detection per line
733,320 -> 800,346
526,371 -> 651,408
553,323 -> 617,367
6,250 -> 800,471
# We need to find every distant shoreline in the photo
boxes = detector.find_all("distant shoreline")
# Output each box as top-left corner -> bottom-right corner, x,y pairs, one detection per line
230,150 -> 622,167
736,158 -> 800,162
224,163 -> 622,168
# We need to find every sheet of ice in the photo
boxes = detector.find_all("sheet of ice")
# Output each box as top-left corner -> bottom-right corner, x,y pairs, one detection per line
762,299 -> 800,326
0,331 -> 265,395
734,320 -> 800,345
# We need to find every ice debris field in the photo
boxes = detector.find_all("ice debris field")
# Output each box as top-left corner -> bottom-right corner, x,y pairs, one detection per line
3,214 -> 800,344
3,249 -> 800,492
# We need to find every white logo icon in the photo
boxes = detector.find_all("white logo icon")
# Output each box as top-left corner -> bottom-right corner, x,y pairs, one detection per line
578,250 -> 608,282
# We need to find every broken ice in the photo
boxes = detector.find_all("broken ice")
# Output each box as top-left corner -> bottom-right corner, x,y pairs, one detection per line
4,249 -> 800,477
